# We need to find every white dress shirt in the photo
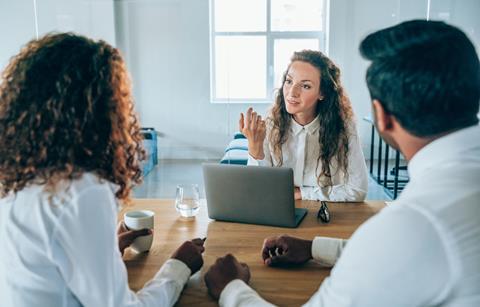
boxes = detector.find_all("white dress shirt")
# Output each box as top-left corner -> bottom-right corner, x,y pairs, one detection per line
0,173 -> 191,307
222,124 -> 480,306
248,116 -> 368,201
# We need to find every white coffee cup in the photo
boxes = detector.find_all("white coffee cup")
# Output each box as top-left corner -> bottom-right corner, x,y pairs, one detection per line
124,210 -> 154,253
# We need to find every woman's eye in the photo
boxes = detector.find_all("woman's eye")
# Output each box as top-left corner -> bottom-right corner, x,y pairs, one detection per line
285,79 -> 292,85
303,84 -> 311,89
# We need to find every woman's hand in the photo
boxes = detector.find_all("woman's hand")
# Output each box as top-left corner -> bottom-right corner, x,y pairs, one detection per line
117,221 -> 152,255
239,107 -> 266,160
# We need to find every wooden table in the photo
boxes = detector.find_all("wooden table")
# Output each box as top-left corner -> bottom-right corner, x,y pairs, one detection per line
121,199 -> 385,306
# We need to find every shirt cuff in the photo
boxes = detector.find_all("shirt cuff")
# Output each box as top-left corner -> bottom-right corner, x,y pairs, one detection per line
155,258 -> 191,287
311,237 -> 347,267
219,279 -> 274,307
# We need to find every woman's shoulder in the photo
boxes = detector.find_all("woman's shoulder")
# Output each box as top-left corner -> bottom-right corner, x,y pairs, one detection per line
1,173 -> 117,238
35,172 -> 116,207
5,172 -> 112,201
47,173 -> 118,223
61,173 -> 118,208
69,173 -> 113,194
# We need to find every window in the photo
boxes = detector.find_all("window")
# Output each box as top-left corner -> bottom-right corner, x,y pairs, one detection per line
210,0 -> 328,103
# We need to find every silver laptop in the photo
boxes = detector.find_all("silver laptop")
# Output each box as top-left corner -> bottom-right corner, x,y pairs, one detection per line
202,163 -> 308,228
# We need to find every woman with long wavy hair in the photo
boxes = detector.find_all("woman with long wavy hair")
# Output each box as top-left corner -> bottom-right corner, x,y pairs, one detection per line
240,50 -> 368,201
0,33 -> 204,306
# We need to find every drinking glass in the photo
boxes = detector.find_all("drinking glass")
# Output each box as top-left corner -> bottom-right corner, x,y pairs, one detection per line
175,184 -> 200,218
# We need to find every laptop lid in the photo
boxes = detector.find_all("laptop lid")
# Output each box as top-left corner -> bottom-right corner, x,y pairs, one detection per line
202,163 -> 307,228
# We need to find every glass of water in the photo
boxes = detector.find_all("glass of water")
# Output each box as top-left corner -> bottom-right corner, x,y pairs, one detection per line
175,184 -> 200,218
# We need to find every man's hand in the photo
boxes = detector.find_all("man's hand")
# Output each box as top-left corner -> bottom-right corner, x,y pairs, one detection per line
262,235 -> 312,266
171,238 -> 205,274
204,254 -> 251,300
117,221 -> 152,255
294,187 -> 302,200
239,107 -> 266,160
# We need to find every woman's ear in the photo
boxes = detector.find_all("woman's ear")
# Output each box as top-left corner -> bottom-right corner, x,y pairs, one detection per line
372,99 -> 393,133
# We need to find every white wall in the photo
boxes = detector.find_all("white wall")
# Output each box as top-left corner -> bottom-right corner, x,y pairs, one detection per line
115,0 -> 434,159
114,0 -> 269,160
0,0 -> 36,71
429,0 -> 480,52
2,0 -> 479,160
329,0 -> 480,158
122,0 -> 479,160
0,0 -> 116,71
35,0 -> 116,45
329,0 -> 429,158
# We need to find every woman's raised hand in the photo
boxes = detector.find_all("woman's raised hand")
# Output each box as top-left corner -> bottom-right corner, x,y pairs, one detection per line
239,107 -> 266,160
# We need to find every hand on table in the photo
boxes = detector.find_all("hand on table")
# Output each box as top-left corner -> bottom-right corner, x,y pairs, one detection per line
262,235 -> 312,266
239,107 -> 266,160
171,238 -> 206,274
117,221 -> 152,255
204,254 -> 251,300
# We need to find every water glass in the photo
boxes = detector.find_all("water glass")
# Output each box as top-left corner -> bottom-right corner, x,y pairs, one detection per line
175,184 -> 200,218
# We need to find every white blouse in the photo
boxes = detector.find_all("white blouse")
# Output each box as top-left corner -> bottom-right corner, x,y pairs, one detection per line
0,173 -> 191,307
248,116 -> 368,201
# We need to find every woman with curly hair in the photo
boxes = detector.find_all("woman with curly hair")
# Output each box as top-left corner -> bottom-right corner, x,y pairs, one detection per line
240,50 -> 368,201
0,33 -> 204,306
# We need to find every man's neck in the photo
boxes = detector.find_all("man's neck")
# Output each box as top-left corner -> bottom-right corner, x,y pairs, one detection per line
399,137 -> 434,161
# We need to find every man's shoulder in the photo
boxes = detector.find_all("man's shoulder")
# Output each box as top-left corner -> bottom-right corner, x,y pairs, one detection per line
354,202 -> 436,242
339,202 -> 449,265
394,175 -> 480,228
328,201 -> 451,306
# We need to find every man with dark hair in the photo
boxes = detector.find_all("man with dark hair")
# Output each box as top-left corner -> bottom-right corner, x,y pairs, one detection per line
204,20 -> 480,306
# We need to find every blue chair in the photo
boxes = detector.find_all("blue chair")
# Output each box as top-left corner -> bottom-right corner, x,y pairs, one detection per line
141,128 -> 158,176
220,132 -> 248,165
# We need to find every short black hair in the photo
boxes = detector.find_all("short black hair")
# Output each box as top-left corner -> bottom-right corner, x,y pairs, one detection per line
360,20 -> 480,137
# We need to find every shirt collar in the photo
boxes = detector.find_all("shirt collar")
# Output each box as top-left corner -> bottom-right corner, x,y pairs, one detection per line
408,124 -> 480,179
291,115 -> 320,136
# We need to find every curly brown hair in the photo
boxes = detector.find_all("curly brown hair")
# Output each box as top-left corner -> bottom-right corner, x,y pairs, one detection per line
0,33 -> 145,201
268,50 -> 353,188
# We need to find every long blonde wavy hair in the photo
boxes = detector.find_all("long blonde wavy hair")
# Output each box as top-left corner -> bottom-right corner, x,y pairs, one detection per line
268,50 -> 353,188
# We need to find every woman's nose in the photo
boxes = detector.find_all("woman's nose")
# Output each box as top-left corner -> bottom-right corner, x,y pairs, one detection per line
290,84 -> 300,97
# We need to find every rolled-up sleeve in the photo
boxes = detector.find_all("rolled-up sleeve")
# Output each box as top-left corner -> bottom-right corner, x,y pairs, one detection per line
311,237 -> 348,267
